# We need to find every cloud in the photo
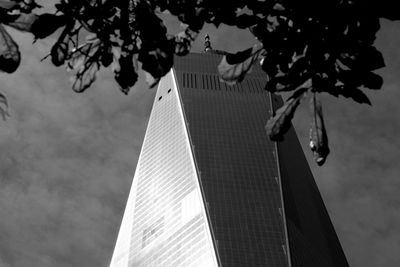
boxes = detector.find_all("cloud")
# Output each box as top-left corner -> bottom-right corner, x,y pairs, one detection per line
0,255 -> 11,267
0,27 -> 155,266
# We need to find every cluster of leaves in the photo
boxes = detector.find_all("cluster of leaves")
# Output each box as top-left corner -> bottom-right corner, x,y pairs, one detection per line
0,0 -> 201,94
0,0 -> 398,165
216,0 -> 397,165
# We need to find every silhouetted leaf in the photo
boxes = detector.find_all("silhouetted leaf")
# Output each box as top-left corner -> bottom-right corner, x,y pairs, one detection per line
266,72 -> 312,92
362,72 -> 383,89
71,62 -> 99,93
18,0 -> 41,13
368,0 -> 400,21
51,41 -> 68,67
138,40 -> 173,84
114,53 -> 138,94
336,69 -> 361,87
136,2 -> 167,41
63,41 -> 101,93
263,53 -> 312,92
6,13 -> 38,32
339,47 -> 385,72
30,14 -> 67,39
0,0 -> 17,10
100,45 -> 113,67
309,93 -> 329,166
0,24 -> 20,73
266,87 -> 308,141
49,22 -> 74,67
218,45 -> 264,85
172,26 -> 199,56
226,47 -> 253,65
359,46 -> 385,71
67,53 -> 85,72
357,17 -> 380,45
337,86 -> 372,105
235,14 -> 260,29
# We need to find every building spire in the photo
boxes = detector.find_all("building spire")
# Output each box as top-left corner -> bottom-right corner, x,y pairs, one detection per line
204,34 -> 212,52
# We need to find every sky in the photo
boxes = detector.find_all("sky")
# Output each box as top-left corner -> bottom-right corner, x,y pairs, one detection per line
1,10 -> 400,267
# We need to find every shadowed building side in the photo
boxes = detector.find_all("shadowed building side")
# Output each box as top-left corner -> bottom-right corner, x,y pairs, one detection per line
174,53 -> 349,267
174,53 -> 290,266
272,93 -> 349,267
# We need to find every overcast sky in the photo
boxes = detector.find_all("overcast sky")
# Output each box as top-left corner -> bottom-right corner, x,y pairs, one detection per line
0,12 -> 400,267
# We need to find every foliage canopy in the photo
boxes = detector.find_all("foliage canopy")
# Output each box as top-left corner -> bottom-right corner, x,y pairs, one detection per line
0,0 -> 398,165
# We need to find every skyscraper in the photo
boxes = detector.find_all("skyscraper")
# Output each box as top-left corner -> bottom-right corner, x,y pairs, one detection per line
110,52 -> 349,267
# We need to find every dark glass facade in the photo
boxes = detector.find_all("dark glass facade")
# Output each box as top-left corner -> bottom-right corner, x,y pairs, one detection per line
174,53 -> 348,267
174,54 -> 289,267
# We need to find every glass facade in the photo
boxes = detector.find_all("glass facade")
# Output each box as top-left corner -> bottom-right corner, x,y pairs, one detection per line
110,52 -> 348,267
174,54 -> 289,267
110,70 -> 218,267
